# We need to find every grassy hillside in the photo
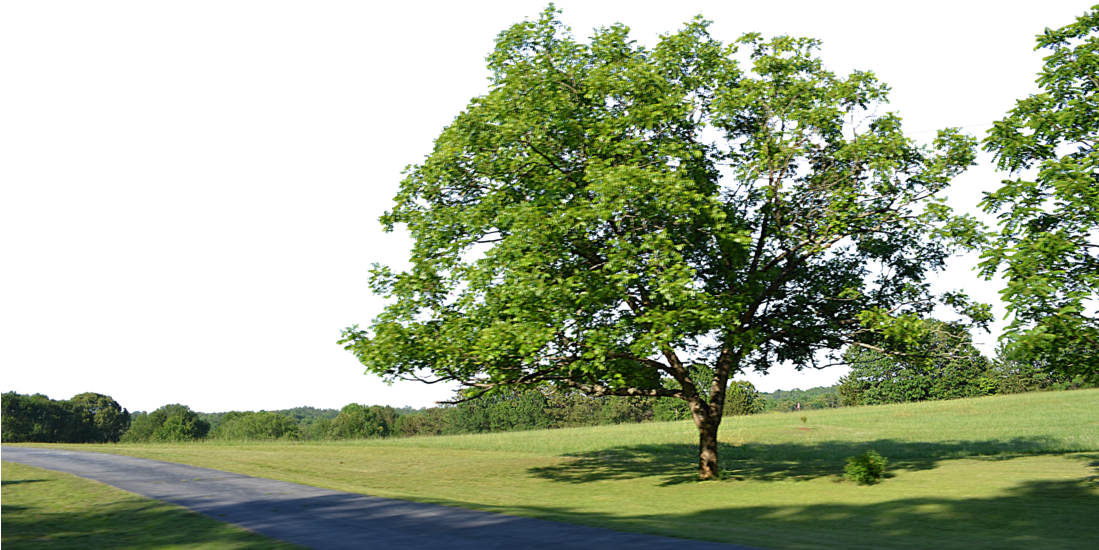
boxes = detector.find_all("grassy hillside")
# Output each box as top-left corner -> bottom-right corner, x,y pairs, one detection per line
18,389 -> 1099,550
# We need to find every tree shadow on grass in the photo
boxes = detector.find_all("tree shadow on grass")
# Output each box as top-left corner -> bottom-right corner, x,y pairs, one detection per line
485,476 -> 1099,550
1070,453 -> 1099,488
530,436 -> 1065,485
524,448 -> 1099,546
1,479 -> 48,488
1,462 -> 305,547
1,483 -> 301,549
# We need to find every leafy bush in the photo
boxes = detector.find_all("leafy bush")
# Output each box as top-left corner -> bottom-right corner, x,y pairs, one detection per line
121,404 -> 209,442
211,411 -> 300,440
845,450 -> 887,484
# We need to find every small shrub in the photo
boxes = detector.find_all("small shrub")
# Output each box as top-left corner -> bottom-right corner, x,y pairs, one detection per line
845,450 -> 887,484
837,374 -> 866,406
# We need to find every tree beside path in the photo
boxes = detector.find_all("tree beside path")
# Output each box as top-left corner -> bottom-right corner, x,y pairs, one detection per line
342,8 -> 987,479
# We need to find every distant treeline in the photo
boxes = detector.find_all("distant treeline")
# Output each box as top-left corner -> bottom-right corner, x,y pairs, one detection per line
4,345 -> 1093,444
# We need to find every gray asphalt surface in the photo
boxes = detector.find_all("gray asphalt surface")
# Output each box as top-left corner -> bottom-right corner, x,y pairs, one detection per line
2,446 -> 764,550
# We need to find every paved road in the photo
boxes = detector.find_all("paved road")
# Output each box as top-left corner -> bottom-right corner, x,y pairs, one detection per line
2,446 -> 763,550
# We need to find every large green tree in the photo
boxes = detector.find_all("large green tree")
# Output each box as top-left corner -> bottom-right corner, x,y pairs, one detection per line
342,9 -> 985,479
838,320 -> 993,406
1,392 -> 130,443
981,6 -> 1099,378
327,403 -> 395,439
121,404 -> 209,443
67,392 -> 131,443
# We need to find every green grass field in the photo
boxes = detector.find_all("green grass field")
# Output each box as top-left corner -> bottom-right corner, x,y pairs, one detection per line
14,389 -> 1099,549
0,461 -> 302,549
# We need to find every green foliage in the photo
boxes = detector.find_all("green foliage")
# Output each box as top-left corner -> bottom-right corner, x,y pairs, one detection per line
360,379 -> 755,434
724,381 -> 764,416
12,371 -> 1083,446
844,450 -> 887,484
341,8 -> 981,477
392,407 -> 451,437
759,385 -> 840,412
980,6 -> 1099,378
152,414 -> 210,442
991,344 -> 1098,393
1,391 -> 130,443
652,396 -> 692,422
2,392 -> 74,443
232,407 -> 343,440
1,393 -> 34,441
389,389 -> 662,435
841,321 -> 992,405
326,404 -> 396,439
649,370 -> 764,421
593,394 -> 655,424
122,411 -> 157,442
212,411 -> 301,441
835,314 -> 1094,409
839,319 -> 1098,407
650,371 -> 694,422
277,406 -> 341,423
121,404 -> 209,443
810,394 -> 841,409
329,1 -> 1015,481
299,417 -> 333,440
837,375 -> 866,406
543,390 -> 654,428
19,7 -> 1099,513
447,389 -> 552,434
67,392 -> 131,442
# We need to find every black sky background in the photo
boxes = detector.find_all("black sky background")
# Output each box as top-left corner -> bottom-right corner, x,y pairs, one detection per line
6,2 -> 1090,413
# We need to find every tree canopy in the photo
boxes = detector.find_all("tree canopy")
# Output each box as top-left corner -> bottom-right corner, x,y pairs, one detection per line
981,6 -> 1099,378
342,8 -> 985,478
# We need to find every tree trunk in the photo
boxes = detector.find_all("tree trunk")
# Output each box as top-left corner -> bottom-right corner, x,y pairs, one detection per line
692,404 -> 722,480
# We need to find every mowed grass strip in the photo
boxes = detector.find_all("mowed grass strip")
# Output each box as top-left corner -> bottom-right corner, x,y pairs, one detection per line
22,389 -> 1099,550
1,461 -> 303,550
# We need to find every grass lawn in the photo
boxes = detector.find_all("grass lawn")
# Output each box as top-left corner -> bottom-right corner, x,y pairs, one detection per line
17,389 -> 1099,549
0,461 -> 303,550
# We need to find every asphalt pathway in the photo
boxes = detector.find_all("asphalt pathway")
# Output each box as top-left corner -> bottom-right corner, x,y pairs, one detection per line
2,446 -> 763,550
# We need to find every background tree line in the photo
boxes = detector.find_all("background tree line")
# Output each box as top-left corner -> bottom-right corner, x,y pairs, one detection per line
5,344 -> 1092,444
